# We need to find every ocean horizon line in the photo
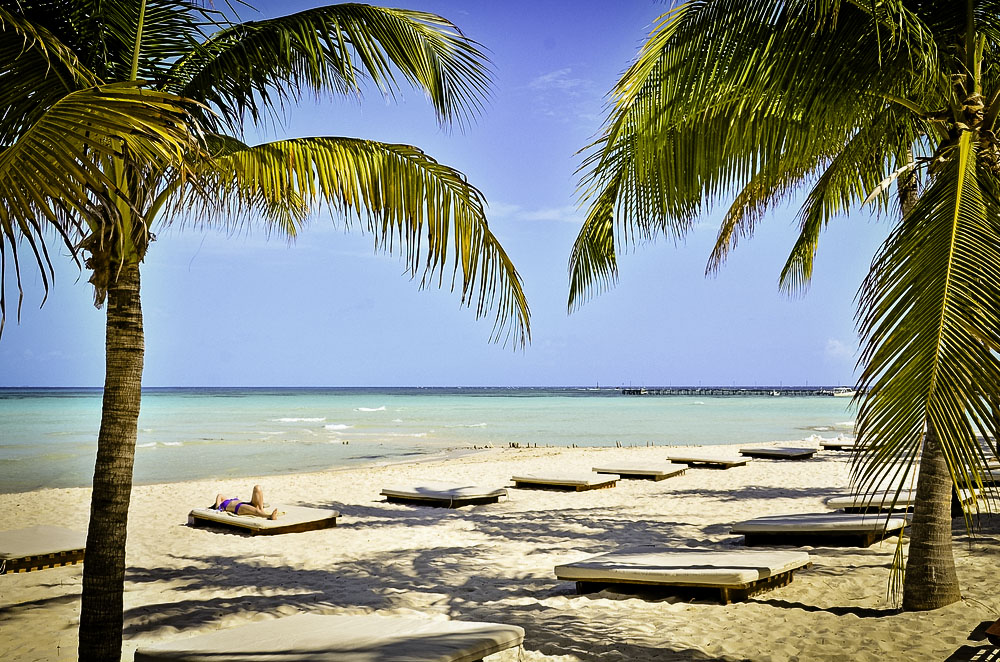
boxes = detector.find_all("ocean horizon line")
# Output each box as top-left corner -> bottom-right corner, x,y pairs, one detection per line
0,384 -> 852,392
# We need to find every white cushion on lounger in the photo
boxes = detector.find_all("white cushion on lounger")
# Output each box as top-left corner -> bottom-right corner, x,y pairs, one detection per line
0,526 -> 86,559
555,547 -> 810,586
732,512 -> 909,534
380,482 -> 507,501
592,464 -> 686,479
187,505 -> 338,532
133,612 -> 525,662
511,472 -> 618,487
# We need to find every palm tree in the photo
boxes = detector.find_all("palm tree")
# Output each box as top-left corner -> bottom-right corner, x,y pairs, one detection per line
570,0 -> 999,610
1,2 -> 529,660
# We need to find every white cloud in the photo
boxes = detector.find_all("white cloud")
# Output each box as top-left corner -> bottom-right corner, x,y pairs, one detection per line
524,68 -> 599,125
486,202 -> 582,224
485,201 -> 523,218
528,68 -> 591,93
824,338 -> 855,360
518,205 -> 581,223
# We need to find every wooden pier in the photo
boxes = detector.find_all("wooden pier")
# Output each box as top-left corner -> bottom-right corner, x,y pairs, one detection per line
620,387 -> 846,397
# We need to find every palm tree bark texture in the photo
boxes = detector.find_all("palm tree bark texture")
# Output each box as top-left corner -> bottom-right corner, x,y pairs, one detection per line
81,262 -> 144,659
905,424 -> 962,610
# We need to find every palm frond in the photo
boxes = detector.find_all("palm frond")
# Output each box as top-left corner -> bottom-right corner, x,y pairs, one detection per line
169,4 -> 491,131
0,5 -> 96,82
0,6 -> 101,143
8,0 -> 218,83
572,0 -> 939,307
705,159 -> 809,278
855,132 -> 1000,501
567,172 -> 623,312
93,0 -> 219,82
779,108 -> 927,294
174,136 -> 528,346
0,82 -> 202,334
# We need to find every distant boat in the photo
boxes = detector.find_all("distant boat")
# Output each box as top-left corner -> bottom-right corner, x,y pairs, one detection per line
770,390 -> 781,397
832,387 -> 856,397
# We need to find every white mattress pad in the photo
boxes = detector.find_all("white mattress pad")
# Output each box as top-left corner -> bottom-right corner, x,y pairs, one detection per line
732,512 -> 909,534
188,505 -> 338,531
381,482 -> 507,501
555,547 -> 810,586
511,473 -> 618,486
134,613 -> 525,662
0,525 -> 86,559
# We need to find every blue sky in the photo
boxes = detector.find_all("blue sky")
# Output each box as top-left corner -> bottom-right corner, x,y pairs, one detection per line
0,0 -> 890,388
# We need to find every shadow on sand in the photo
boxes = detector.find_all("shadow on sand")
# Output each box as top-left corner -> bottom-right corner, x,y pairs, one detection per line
111,490 -> 946,661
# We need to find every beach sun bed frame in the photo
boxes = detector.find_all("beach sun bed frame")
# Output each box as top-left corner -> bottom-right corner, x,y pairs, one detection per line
982,469 -> 1000,486
731,512 -> 909,547
666,454 -> 749,470
988,617 -> 1000,644
826,489 -> 978,517
0,525 -> 86,574
380,483 -> 508,508
593,465 -> 687,481
943,644 -> 1000,661
554,547 -> 811,605
187,505 -> 339,536
511,473 -> 619,491
133,612 -> 525,662
739,447 -> 818,460
819,439 -> 857,452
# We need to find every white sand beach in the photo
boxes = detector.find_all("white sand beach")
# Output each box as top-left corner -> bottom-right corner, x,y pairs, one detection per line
2,443 -> 998,662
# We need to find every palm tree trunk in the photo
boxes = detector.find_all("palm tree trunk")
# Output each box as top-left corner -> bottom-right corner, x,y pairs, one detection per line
902,422 -> 961,609
79,262 -> 144,662
892,154 -> 961,610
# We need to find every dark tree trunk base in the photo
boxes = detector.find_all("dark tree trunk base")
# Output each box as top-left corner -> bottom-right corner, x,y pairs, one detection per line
903,425 -> 961,610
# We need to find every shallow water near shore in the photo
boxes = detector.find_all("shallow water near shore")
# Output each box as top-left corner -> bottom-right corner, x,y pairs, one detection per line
0,386 -> 856,492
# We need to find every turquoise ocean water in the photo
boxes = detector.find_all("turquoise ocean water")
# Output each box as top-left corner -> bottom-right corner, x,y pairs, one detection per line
0,387 -> 857,493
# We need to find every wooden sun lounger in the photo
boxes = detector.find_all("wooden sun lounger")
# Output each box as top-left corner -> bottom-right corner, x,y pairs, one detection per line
819,439 -> 857,452
987,618 -> 1000,644
826,489 -> 978,516
0,526 -> 86,574
134,613 -> 525,662
592,465 -> 686,481
187,505 -> 339,535
957,466 -> 1000,488
974,469 -> 1000,486
554,547 -> 811,605
666,454 -> 749,469
380,482 -> 508,507
511,473 -> 619,491
731,512 -> 909,547
825,489 -> 919,513
739,447 -> 818,460
943,645 -> 1000,661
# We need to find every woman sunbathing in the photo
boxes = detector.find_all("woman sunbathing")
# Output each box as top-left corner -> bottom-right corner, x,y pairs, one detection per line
214,484 -> 279,520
